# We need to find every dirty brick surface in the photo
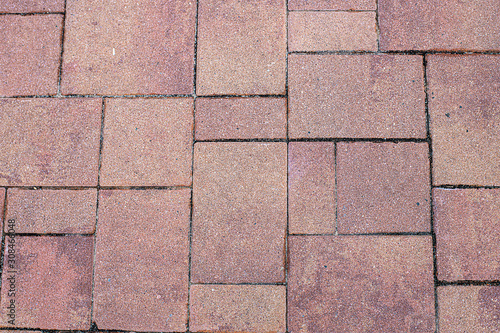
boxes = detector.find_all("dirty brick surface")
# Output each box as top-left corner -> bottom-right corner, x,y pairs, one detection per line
0,0 -> 498,331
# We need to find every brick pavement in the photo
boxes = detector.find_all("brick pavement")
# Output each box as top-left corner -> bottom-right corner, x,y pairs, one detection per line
1,0 -> 499,332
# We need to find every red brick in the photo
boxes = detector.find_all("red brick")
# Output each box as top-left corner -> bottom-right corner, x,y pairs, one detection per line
100,98 -> 193,186
190,285 -> 286,332
379,0 -> 500,51
195,97 -> 286,140
289,54 -> 426,139
0,188 -> 4,222
289,235 -> 435,332
337,142 -> 430,234
438,286 -> 500,333
94,189 -> 190,331
191,142 -> 287,283
0,236 -> 93,329
61,0 -> 196,95
5,189 -> 96,234
288,12 -> 377,52
434,188 -> 500,281
196,0 -> 286,95
0,0 -> 64,12
289,0 -> 376,10
428,55 -> 500,186
0,98 -> 101,186
0,15 -> 62,96
288,142 -> 335,234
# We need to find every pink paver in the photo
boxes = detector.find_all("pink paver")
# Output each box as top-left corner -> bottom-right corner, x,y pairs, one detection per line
0,0 -> 64,12
0,188 -> 5,223
288,0 -> 376,10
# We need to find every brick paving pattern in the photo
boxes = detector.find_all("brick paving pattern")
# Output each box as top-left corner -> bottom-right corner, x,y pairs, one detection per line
0,0 -> 499,332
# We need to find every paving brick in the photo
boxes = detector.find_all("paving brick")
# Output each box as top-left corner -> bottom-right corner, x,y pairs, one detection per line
61,0 -> 196,95
379,0 -> 500,51
0,236 -> 93,329
337,142 -> 430,234
288,12 -> 377,52
190,285 -> 286,333
288,0 -> 376,10
100,98 -> 193,186
195,97 -> 286,140
289,235 -> 435,332
0,15 -> 62,96
0,188 -> 5,225
94,189 -> 190,332
428,55 -> 500,186
0,0 -> 64,12
288,54 -> 426,139
196,0 -> 286,95
439,285 -> 500,333
5,189 -> 96,234
288,142 -> 335,234
191,142 -> 287,283
0,98 -> 101,186
434,188 -> 500,281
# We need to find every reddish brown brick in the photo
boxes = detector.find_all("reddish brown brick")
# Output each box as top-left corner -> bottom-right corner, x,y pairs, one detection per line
5,189 -> 96,234
379,0 -> 500,51
289,0 -> 376,10
0,236 -> 93,329
190,285 -> 286,332
195,97 -> 286,140
0,0 -> 64,12
288,142 -> 335,234
428,55 -> 500,186
0,98 -> 101,186
0,15 -> 62,96
100,98 -> 193,186
288,235 -> 435,333
196,0 -> 286,95
289,54 -> 426,139
61,0 -> 196,95
434,188 -> 500,281
289,12 -> 377,52
439,286 -> 500,333
337,142 -> 430,234
191,142 -> 287,283
94,189 -> 190,331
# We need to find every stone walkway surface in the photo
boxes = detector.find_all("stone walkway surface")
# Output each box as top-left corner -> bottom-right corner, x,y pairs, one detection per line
0,0 -> 499,332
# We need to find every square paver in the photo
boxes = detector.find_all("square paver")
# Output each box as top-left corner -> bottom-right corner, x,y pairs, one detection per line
288,54 -> 426,139
196,0 -> 286,95
0,98 -> 102,186
428,55 -> 500,186
0,236 -> 93,329
288,12 -> 377,52
288,235 -> 435,332
337,142 -> 430,234
94,189 -> 191,332
0,15 -> 62,96
5,189 -> 96,234
0,0 -> 64,12
434,188 -> 500,281
100,98 -> 193,186
379,0 -> 500,51
195,97 -> 286,140
288,142 -> 335,234
62,0 -> 196,95
190,285 -> 286,333
288,0 -> 376,10
438,286 -> 500,333
191,142 -> 287,283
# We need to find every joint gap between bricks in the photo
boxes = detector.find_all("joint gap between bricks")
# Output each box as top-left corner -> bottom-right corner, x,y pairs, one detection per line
289,232 -> 432,237
288,138 -> 428,143
334,142 -> 339,235
288,50 -> 500,55
7,233 -> 94,237
375,0 -> 380,52
55,0 -> 67,96
191,282 -> 287,286
433,184 -> 500,189
289,9 -> 377,12
0,12 -> 65,15
0,186 -> 193,190
285,2 -> 290,330
438,280 -> 500,286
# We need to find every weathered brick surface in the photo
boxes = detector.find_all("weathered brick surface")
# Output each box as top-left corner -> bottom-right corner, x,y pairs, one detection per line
289,0 -> 376,10
0,0 -> 64,12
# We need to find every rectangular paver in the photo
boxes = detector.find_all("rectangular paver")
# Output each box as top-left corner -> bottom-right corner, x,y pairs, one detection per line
288,0 -> 376,10
94,189 -> 191,332
196,0 -> 286,95
62,0 -> 196,95
100,98 -> 193,186
0,0 -> 64,12
0,188 -> 4,225
0,15 -> 62,96
288,11 -> 377,52
190,285 -> 286,333
428,55 -> 500,186
0,98 -> 101,186
288,236 -> 435,332
5,189 -> 96,234
289,54 -> 426,139
191,142 -> 287,283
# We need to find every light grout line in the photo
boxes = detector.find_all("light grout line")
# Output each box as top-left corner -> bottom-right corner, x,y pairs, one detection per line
56,0 -> 67,96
